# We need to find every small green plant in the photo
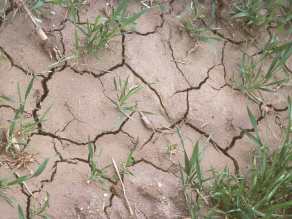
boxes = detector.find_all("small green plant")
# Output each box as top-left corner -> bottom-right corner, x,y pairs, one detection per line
120,137 -> 139,177
208,96 -> 292,218
0,76 -> 51,156
179,95 -> 292,218
73,0 -> 149,58
175,0 -> 226,59
87,135 -> 112,191
105,74 -> 156,130
18,190 -> 50,219
225,0 -> 292,30
177,126 -> 211,218
30,190 -> 50,219
233,31 -> 292,103
165,143 -> 178,158
0,0 -> 9,20
0,157 -> 52,206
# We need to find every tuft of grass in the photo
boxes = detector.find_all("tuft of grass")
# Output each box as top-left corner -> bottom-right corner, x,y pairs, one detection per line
177,126 -> 211,218
0,157 -> 53,206
175,0 -> 226,59
165,143 -> 178,158
120,137 -> 139,177
209,95 -> 292,218
225,0 -> 292,30
104,74 -> 156,130
74,0 -> 149,58
87,135 -> 112,191
179,95 -> 292,218
233,29 -> 292,103
18,190 -> 50,219
30,190 -> 50,219
0,76 -> 51,156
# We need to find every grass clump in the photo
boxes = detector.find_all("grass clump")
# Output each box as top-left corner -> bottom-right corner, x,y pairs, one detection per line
0,157 -> 52,206
105,74 -> 156,130
175,0 -> 226,59
73,0 -> 149,59
177,126 -> 211,218
165,143 -> 178,158
87,135 -> 112,191
225,0 -> 292,30
179,95 -> 292,218
18,190 -> 50,219
120,137 -> 138,177
233,28 -> 292,103
0,76 -> 51,156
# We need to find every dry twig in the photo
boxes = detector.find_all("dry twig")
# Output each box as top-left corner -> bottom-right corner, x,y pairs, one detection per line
15,0 -> 63,60
112,158 -> 133,215
6,163 -> 41,203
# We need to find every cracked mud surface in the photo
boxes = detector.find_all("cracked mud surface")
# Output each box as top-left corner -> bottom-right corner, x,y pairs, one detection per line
0,0 -> 292,218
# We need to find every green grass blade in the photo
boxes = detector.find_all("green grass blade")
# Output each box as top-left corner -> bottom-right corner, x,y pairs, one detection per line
0,192 -> 14,206
0,94 -> 20,104
247,105 -> 262,146
17,83 -> 22,103
38,191 -> 50,214
31,156 -> 52,178
2,169 -> 14,184
285,94 -> 292,144
232,12 -> 250,18
30,0 -> 44,11
6,176 -> 29,187
211,0 -> 217,20
120,9 -> 149,30
189,140 -> 198,172
176,126 -> 185,149
139,111 -> 159,116
111,0 -> 128,20
88,135 -> 94,163
199,35 -> 217,59
179,163 -> 185,185
105,95 -> 119,107
97,177 -> 109,191
111,113 -> 124,130
18,204 -> 25,219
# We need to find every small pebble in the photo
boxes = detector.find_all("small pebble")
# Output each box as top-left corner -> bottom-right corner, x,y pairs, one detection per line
104,193 -> 108,197
50,11 -> 56,15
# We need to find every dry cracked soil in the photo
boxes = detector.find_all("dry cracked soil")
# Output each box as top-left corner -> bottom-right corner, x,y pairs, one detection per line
0,0 -> 292,218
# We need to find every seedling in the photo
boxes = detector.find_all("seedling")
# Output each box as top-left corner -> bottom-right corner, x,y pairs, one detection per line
225,0 -> 292,30
18,190 -> 50,219
177,126 -> 211,218
30,190 -> 50,219
175,0 -> 226,59
233,31 -> 292,103
165,143 -> 178,157
120,137 -> 139,177
73,0 -> 149,59
208,96 -> 292,218
0,76 -> 51,156
105,74 -> 156,130
180,95 -> 292,218
87,135 -> 112,191
0,157 -> 52,206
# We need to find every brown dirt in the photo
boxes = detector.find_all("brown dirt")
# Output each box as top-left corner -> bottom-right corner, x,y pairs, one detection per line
0,0 -> 291,218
